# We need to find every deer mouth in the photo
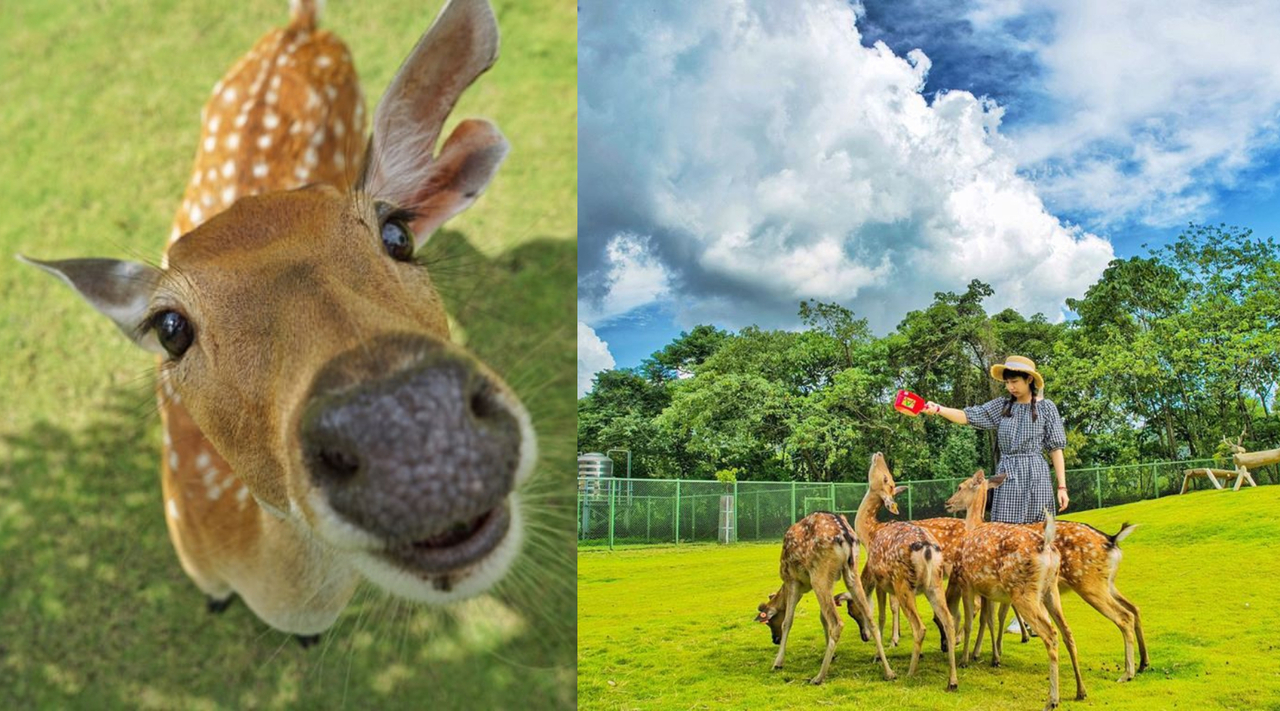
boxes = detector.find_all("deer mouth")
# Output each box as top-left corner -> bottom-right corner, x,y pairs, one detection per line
383,503 -> 512,577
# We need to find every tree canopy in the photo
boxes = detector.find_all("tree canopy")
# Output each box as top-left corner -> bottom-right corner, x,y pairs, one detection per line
578,225 -> 1280,481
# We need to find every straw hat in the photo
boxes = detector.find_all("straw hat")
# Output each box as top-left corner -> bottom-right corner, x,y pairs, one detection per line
990,355 -> 1044,391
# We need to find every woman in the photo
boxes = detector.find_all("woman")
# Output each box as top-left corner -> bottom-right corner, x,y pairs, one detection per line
923,355 -> 1069,522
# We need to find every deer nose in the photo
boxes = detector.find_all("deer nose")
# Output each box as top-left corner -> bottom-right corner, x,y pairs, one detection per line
300,352 -> 521,545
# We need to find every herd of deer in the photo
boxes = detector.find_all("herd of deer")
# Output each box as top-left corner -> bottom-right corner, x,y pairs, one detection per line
756,453 -> 1148,711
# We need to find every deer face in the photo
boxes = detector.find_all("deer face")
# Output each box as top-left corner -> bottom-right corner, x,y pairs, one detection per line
944,469 -> 1003,514
756,593 -> 784,644
868,452 -> 906,515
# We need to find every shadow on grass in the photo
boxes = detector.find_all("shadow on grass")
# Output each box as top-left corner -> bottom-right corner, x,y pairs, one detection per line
0,231 -> 575,710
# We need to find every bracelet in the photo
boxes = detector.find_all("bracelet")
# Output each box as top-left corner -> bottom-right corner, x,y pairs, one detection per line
1057,486 -> 1068,491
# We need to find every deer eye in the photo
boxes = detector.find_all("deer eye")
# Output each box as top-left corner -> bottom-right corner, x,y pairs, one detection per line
380,218 -> 415,262
153,310 -> 194,358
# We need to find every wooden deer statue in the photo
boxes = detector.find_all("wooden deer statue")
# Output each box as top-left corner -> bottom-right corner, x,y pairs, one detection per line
22,0 -> 531,644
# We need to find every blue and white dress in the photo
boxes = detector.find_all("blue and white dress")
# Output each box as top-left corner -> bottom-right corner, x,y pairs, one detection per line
963,397 -> 1067,524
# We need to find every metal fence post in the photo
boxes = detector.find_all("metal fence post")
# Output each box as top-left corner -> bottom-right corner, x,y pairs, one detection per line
907,485 -> 914,520
1152,463 -> 1160,499
646,498 -> 652,541
791,481 -> 796,522
734,480 -> 740,544
755,493 -> 760,541
608,478 -> 616,551
1095,470 -> 1102,509
829,481 -> 835,510
675,480 -> 681,545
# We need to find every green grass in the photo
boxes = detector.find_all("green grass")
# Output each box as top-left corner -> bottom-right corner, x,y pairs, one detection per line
579,487 -> 1280,710
0,1 -> 574,708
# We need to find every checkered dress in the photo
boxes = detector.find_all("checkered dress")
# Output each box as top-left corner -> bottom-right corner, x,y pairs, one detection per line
963,397 -> 1067,524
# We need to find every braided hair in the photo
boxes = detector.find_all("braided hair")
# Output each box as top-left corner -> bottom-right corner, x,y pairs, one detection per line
1001,374 -> 1039,423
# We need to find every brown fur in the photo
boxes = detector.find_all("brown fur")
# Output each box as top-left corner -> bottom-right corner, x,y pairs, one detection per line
855,454 -> 959,690
945,470 -> 1086,710
756,512 -> 894,684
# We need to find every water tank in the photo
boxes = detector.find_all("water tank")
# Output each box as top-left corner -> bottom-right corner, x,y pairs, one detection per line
578,452 -> 614,478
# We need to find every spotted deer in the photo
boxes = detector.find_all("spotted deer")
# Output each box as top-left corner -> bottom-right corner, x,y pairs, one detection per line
944,470 -> 1086,710
883,516 -> 966,649
755,511 -> 894,684
961,504 -> 1147,678
22,0 -> 532,644
854,453 -> 959,690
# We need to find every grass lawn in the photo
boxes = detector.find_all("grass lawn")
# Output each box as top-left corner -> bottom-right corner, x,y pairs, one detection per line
579,486 -> 1280,710
0,0 -> 575,708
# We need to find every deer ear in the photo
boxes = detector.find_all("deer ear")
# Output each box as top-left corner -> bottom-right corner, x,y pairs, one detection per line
19,256 -> 163,354
893,485 -> 909,496
988,473 -> 1007,489
357,0 -> 508,248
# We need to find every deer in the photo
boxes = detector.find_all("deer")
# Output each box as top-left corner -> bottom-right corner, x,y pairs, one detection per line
945,476 -> 1148,681
882,515 -> 966,649
854,453 -> 959,690
944,470 -> 1086,710
20,0 -> 533,646
755,511 -> 895,684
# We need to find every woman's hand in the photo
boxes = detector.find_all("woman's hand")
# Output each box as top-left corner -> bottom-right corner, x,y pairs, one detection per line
1057,487 -> 1070,512
923,401 -> 941,415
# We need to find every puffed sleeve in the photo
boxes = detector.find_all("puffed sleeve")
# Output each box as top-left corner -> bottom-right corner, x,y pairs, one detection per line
963,398 -> 1004,431
1041,399 -> 1067,452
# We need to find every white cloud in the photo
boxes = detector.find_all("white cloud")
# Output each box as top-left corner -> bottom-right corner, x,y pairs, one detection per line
579,0 -> 1114,333
579,234 -> 672,325
577,322 -> 615,397
971,0 -> 1280,227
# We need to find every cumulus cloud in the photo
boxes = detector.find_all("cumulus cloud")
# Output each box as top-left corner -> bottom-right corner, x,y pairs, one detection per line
967,0 -> 1280,227
578,322 -> 615,397
579,0 -> 1115,336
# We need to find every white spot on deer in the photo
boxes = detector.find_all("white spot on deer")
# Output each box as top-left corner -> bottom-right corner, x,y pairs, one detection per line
169,451 -> 180,471
207,483 -> 223,501
208,115 -> 221,134
163,430 -> 172,449
226,133 -> 241,150
276,54 -> 289,67
202,466 -> 218,487
270,74 -> 282,90
203,135 -> 215,152
253,161 -> 268,178
167,499 -> 180,520
306,87 -> 320,109
201,193 -> 213,208
309,129 -> 325,147
192,170 -> 203,186
333,119 -> 345,138
236,486 -> 250,506
221,160 -> 235,179
257,134 -> 272,150
295,165 -> 311,182
263,112 -> 279,130
334,152 -> 346,171
212,79 -> 225,96
317,54 -> 332,68
266,90 -> 278,105
221,186 -> 236,205
195,451 -> 211,471
206,168 -> 218,182
304,146 -> 318,167
190,204 -> 204,224
222,87 -> 237,104
235,112 -> 249,129
324,85 -> 337,101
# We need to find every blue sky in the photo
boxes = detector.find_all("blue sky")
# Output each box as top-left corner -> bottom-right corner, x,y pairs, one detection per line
579,0 -> 1280,395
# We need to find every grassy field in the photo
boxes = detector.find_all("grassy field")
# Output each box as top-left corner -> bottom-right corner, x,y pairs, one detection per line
0,0 -> 575,709
579,486 -> 1280,710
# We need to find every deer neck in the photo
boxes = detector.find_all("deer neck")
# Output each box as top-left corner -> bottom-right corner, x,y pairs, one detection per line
963,483 -> 988,530
854,487 -> 882,545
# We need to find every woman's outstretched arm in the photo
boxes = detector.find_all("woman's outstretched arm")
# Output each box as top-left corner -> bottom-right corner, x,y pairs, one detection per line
924,402 -> 968,425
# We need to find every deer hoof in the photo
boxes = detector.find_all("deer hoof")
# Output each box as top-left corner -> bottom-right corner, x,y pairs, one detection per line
883,670 -> 897,682
295,634 -> 321,649
808,676 -> 825,685
946,682 -> 958,692
991,659 -> 1001,668
1076,692 -> 1088,701
1117,674 -> 1133,683
206,596 -> 233,614
1138,661 -> 1150,673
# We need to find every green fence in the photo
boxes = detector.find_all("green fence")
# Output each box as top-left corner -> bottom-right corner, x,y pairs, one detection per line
577,457 -> 1277,548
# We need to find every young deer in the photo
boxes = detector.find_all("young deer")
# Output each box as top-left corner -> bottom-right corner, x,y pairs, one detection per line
985,520 -> 1146,680
883,515 -> 966,649
855,453 -> 959,690
22,0 -> 532,643
755,511 -> 894,684
945,470 -> 1087,710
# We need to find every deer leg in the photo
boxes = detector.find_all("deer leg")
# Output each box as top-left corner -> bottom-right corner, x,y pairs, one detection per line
773,580 -> 802,670
877,588 -> 893,646
206,595 -> 234,614
996,601 -> 1010,656
295,634 -> 321,649
1014,597 -> 1059,711
1015,605 -> 1031,642
1113,588 -> 1149,671
889,593 -> 901,647
971,597 -> 987,665
1045,585 -> 1086,701
923,578 -> 959,691
1078,584 -> 1136,681
810,573 -> 844,685
897,583 -> 926,677
844,567 -> 895,680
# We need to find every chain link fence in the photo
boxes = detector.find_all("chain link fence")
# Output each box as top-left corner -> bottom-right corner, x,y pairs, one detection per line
578,457 -> 1278,548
